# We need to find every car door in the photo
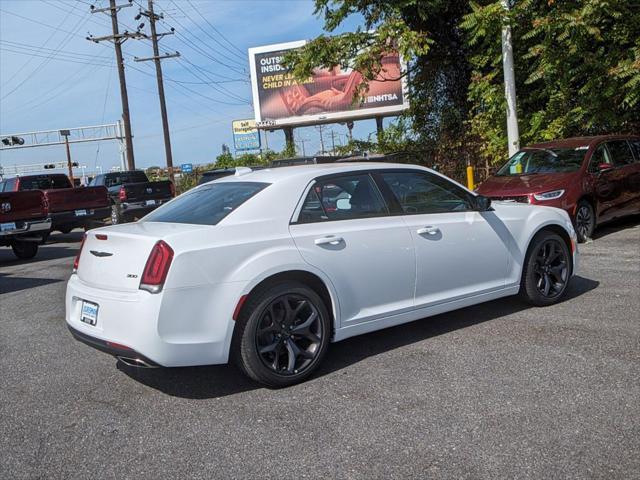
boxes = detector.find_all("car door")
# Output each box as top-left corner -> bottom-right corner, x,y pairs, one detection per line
606,139 -> 640,217
374,170 -> 510,307
289,172 -> 416,326
587,142 -> 621,222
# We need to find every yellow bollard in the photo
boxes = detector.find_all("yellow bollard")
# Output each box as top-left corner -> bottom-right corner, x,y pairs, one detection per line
466,165 -> 475,191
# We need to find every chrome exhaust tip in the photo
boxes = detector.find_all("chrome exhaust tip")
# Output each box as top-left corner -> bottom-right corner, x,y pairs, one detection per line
117,356 -> 158,368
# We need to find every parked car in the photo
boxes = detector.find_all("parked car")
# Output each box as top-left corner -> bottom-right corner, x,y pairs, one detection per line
0,190 -> 51,259
477,135 -> 640,242
66,163 -> 578,387
89,171 -> 174,224
1,174 -> 110,234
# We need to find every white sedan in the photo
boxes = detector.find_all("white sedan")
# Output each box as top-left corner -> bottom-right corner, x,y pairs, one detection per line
66,163 -> 578,387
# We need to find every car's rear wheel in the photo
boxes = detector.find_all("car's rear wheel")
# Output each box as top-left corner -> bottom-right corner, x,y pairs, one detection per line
574,200 -> 595,243
520,231 -> 571,306
11,241 -> 38,259
232,281 -> 331,388
111,204 -> 123,225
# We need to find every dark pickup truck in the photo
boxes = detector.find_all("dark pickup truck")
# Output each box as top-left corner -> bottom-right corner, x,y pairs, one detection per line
0,190 -> 51,259
1,174 -> 110,233
89,170 -> 174,224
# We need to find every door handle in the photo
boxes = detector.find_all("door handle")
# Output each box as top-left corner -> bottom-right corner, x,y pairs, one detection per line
314,235 -> 344,246
416,226 -> 440,235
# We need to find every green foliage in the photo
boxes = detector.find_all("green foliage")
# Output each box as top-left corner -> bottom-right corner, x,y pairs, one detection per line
464,0 -> 640,164
285,0 -> 640,171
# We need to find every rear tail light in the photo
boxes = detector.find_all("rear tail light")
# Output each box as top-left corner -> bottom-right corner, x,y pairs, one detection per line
169,181 -> 175,197
139,240 -> 174,293
73,234 -> 87,273
118,186 -> 127,201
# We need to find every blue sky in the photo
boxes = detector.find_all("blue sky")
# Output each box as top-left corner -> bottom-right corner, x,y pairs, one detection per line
0,0 -> 385,174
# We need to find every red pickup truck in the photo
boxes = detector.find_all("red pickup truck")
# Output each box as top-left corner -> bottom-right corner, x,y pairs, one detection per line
0,190 -> 51,259
0,174 -> 110,234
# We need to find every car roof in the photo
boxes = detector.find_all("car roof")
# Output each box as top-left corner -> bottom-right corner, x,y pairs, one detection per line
211,162 -> 428,184
528,134 -> 638,150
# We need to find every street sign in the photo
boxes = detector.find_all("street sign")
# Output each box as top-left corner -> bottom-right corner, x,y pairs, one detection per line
181,163 -> 193,174
232,119 -> 261,151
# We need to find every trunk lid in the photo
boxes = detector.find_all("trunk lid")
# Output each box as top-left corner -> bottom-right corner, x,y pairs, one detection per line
76,222 -> 206,292
123,181 -> 173,202
44,186 -> 109,213
0,191 -> 47,223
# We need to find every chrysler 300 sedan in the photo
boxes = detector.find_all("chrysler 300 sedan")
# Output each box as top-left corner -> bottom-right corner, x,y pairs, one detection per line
66,163 -> 578,387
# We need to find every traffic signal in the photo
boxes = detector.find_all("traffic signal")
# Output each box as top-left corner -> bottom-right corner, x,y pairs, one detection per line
1,136 -> 25,146
72,162 -> 79,167
44,164 -> 56,169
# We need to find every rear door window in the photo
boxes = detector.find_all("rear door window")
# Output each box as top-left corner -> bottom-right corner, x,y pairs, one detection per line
297,174 -> 388,223
142,182 -> 268,225
607,140 -> 635,166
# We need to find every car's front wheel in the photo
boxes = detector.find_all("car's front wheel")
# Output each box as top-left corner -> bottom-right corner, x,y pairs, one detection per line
232,281 -> 331,388
520,231 -> 571,306
574,200 -> 595,243
11,241 -> 38,259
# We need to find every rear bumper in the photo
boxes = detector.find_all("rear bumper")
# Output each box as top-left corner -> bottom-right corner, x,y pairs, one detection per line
68,325 -> 160,367
0,217 -> 51,238
50,206 -> 110,227
65,274 -> 242,367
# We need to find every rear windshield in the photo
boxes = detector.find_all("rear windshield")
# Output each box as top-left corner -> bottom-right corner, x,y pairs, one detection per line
104,171 -> 148,187
142,182 -> 269,225
19,175 -> 70,190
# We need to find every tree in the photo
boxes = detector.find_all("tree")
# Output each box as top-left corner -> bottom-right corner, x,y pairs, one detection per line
285,0 -> 640,174
463,0 -> 640,165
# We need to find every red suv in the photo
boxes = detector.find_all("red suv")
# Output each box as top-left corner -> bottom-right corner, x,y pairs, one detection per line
477,135 -> 640,242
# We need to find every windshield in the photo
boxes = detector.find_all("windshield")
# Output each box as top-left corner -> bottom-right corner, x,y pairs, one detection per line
496,148 -> 585,175
142,181 -> 269,225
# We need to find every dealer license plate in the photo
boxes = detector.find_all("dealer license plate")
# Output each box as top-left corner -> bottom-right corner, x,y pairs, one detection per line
75,209 -> 87,216
80,300 -> 99,326
0,222 -> 17,232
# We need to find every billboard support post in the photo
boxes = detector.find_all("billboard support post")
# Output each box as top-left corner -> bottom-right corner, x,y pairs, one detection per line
284,127 -> 294,153
376,117 -> 384,143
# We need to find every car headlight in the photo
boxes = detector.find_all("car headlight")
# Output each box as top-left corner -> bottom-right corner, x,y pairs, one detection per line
533,189 -> 565,201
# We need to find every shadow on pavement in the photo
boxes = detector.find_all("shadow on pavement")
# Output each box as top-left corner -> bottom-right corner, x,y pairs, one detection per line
0,231 -> 83,266
593,214 -> 640,240
121,275 -> 599,399
0,273 -> 63,295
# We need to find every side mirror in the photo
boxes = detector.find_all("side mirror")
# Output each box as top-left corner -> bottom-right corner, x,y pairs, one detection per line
598,163 -> 614,173
474,195 -> 492,211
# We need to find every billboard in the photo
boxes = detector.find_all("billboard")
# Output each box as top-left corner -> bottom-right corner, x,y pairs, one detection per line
232,119 -> 261,151
248,40 -> 409,128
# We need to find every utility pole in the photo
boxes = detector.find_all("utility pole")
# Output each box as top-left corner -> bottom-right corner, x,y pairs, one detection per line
330,130 -> 336,155
60,129 -> 75,186
88,0 -> 142,171
135,0 -> 180,185
317,125 -> 325,154
501,0 -> 520,156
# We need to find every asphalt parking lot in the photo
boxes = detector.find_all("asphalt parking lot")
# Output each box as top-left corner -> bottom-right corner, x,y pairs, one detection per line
1,218 -> 639,480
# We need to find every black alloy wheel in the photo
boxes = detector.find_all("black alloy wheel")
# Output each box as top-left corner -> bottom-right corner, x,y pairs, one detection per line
520,231 -> 571,306
232,281 -> 331,388
532,239 -> 569,299
255,294 -> 323,376
575,201 -> 595,243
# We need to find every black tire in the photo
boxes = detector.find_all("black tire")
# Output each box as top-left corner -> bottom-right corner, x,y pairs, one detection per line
519,231 -> 571,306
232,281 -> 331,388
11,241 -> 38,259
574,200 -> 595,243
110,204 -> 123,225
58,226 -> 73,234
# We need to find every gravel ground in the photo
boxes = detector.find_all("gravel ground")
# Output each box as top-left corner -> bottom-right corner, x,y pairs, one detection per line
1,217 -> 638,480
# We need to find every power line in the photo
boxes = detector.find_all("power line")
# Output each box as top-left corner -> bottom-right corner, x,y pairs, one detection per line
184,0 -> 246,60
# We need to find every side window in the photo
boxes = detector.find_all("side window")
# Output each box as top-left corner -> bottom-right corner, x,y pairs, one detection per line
378,171 -> 472,214
629,140 -> 640,163
607,140 -> 634,166
297,174 -> 388,223
589,144 -> 612,173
